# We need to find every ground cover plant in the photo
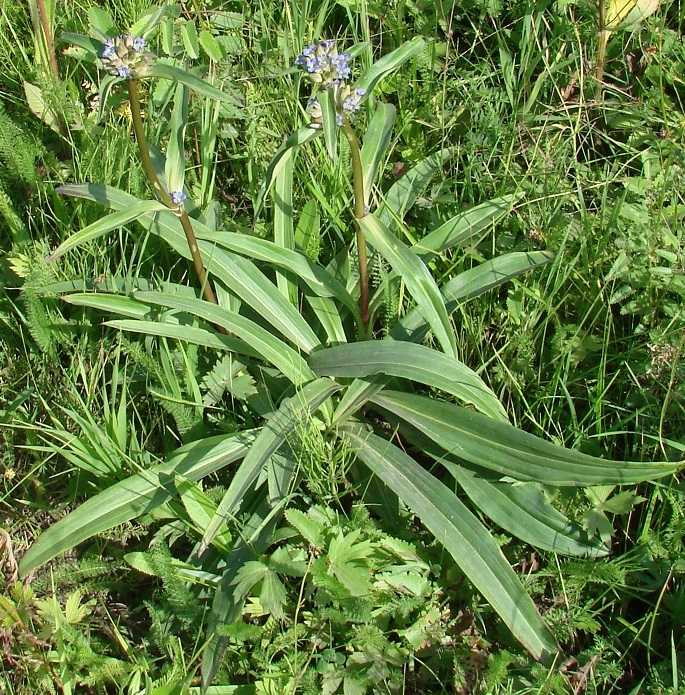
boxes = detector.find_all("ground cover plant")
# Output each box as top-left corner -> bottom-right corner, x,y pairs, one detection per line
2,0 -> 685,693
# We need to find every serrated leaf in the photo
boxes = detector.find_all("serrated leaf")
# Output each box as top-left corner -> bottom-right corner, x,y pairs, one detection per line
199,29 -> 223,61
181,20 -> 200,59
285,508 -> 324,548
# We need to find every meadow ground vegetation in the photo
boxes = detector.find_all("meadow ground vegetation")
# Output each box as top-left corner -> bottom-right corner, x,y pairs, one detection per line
1,0 -> 685,693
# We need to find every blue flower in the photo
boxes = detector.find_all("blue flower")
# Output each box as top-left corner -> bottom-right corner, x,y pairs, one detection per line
171,190 -> 187,206
116,65 -> 131,78
132,36 -> 146,52
101,38 -> 116,59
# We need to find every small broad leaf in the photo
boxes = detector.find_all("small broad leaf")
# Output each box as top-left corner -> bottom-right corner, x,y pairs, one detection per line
199,29 -> 224,61
181,20 -> 199,59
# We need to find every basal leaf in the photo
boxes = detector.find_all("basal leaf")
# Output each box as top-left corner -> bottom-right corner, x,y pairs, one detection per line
371,390 -> 683,486
344,428 -> 558,661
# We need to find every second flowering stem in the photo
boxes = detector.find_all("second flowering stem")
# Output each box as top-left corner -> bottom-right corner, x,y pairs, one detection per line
343,119 -> 370,338
127,79 -> 218,307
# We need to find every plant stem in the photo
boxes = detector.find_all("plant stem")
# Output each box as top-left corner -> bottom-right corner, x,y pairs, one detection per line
127,79 -> 219,307
34,0 -> 59,81
342,119 -> 370,338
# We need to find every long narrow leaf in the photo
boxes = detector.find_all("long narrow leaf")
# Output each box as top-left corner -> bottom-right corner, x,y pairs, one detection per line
62,293 -> 153,320
147,63 -> 241,105
309,341 -> 507,421
392,251 -> 554,342
133,291 -> 315,386
254,127 -> 321,218
18,431 -> 256,575
56,184 -> 321,353
360,103 -> 396,208
197,232 -> 358,315
378,148 -> 455,232
344,428 -> 558,661
355,38 -> 425,96
371,391 -> 683,486
46,200 -> 166,261
273,147 -> 298,305
359,214 -> 456,357
104,319 -> 259,358
446,465 -> 609,557
413,195 -> 521,262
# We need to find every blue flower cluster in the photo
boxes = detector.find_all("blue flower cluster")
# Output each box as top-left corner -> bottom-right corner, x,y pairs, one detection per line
99,34 -> 153,79
296,40 -> 366,128
295,40 -> 351,90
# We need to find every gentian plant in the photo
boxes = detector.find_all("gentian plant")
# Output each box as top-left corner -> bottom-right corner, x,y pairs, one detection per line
18,14 -> 683,691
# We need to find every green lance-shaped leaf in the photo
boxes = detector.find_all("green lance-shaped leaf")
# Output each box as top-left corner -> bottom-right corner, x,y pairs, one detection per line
360,103 -> 396,208
413,194 -> 522,262
378,148 -> 456,233
392,251 -> 554,343
18,431 -> 256,576
304,294 -> 347,344
55,184 -> 321,353
319,87 -> 339,163
273,143 -> 298,305
46,200 -> 166,261
105,319 -> 261,359
371,390 -> 684,486
147,63 -> 241,106
62,293 -> 154,320
132,291 -> 315,386
309,341 -> 507,422
165,82 -> 188,195
445,465 -> 610,557
355,37 -> 425,96
343,428 -> 559,662
199,379 -> 341,554
255,127 -> 321,219
359,213 -> 456,358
